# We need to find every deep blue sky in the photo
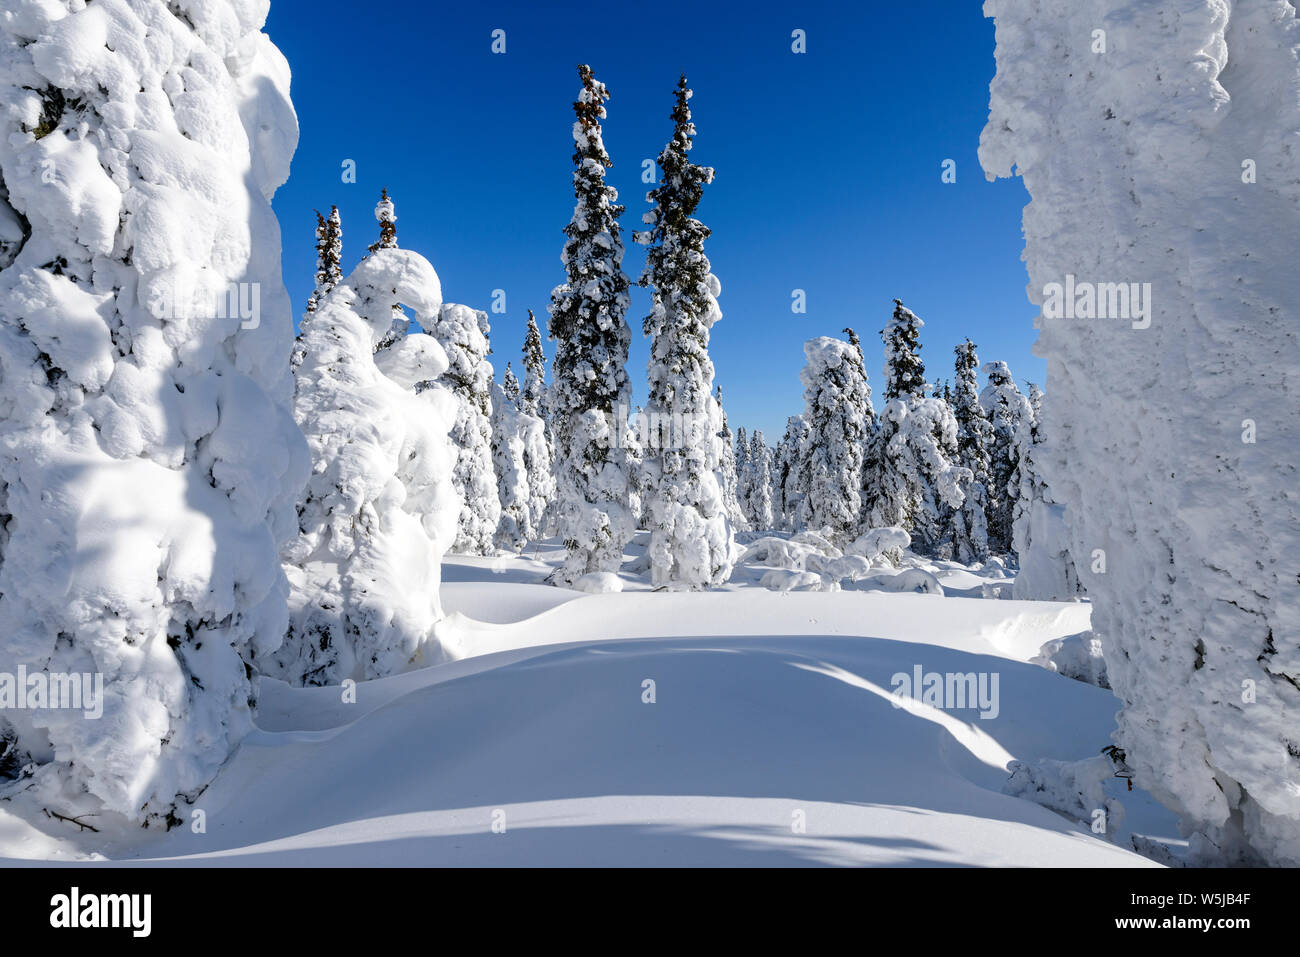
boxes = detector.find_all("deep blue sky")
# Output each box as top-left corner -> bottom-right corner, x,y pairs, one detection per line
268,0 -> 1041,441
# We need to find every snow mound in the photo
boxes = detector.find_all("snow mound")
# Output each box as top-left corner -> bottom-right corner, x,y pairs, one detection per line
1032,631 -> 1109,690
759,568 -> 823,593
858,568 -> 944,596
572,572 -> 624,594
1004,754 -> 1126,841
846,526 -> 910,564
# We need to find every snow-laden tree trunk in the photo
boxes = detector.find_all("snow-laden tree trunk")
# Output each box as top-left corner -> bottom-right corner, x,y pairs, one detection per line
547,65 -> 634,583
982,0 -> 1300,864
0,0 -> 308,825
424,302 -> 499,555
275,249 -> 458,686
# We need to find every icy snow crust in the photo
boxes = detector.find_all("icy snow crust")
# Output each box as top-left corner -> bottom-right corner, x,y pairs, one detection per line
981,0 -> 1300,863
0,0 -> 307,824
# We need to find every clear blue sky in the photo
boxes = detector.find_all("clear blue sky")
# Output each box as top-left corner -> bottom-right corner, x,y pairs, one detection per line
268,0 -> 1042,441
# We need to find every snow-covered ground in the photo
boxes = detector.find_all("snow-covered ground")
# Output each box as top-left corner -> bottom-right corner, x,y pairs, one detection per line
0,534 -> 1182,867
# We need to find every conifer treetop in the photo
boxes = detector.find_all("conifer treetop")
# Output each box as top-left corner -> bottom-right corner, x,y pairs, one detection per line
881,298 -> 927,401
521,309 -> 547,419
369,187 -> 397,252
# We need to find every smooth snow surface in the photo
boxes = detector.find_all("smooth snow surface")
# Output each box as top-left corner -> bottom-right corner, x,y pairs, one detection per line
0,541 -> 1180,867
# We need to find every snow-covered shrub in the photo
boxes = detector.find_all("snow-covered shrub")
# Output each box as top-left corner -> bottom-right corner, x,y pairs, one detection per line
805,553 -> 874,584
275,249 -> 458,686
982,0 -> 1300,864
857,568 -> 945,596
1032,632 -> 1109,690
1004,755 -> 1125,840
790,528 -> 842,557
572,571 -> 624,594
758,568 -> 822,593
846,526 -> 911,566
738,536 -> 825,571
0,0 -> 308,825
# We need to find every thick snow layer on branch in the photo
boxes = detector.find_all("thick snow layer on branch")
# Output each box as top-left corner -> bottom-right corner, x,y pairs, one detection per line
0,0 -> 307,824
982,0 -> 1300,864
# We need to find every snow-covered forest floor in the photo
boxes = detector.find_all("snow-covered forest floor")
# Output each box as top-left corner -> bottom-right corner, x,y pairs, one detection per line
0,534 -> 1184,867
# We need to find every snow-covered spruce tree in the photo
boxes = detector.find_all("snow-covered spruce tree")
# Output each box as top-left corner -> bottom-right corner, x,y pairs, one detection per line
714,386 -> 746,529
949,339 -> 992,564
521,309 -> 547,420
864,301 -> 967,551
795,337 -> 872,545
369,186 -> 397,252
502,362 -> 520,407
843,324 -> 881,528
0,1 -> 308,825
275,249 -> 458,686
979,360 -> 1030,555
518,310 -> 556,536
306,205 -> 342,316
1011,382 -> 1082,600
774,414 -> 810,531
734,424 -> 751,515
982,0 -> 1300,864
546,65 -> 634,583
745,430 -> 776,531
490,379 -> 536,552
635,76 -> 734,585
624,404 -> 647,530
881,299 -> 927,400
426,303 -> 500,554
1026,381 -> 1043,423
